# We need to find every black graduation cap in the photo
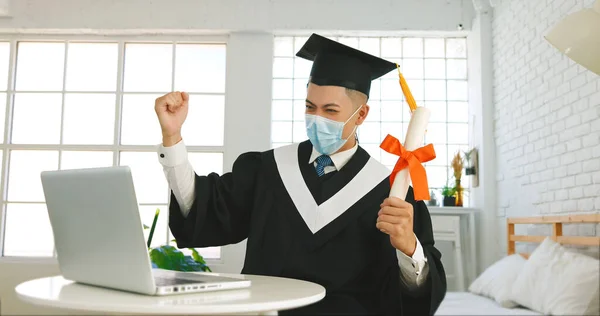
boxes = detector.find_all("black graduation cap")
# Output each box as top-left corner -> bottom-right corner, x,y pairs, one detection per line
296,33 -> 398,99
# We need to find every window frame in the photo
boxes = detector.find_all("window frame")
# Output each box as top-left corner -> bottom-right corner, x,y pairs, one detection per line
0,34 -> 230,264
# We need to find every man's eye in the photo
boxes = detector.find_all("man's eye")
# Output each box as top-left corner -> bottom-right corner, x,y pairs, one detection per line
326,109 -> 338,113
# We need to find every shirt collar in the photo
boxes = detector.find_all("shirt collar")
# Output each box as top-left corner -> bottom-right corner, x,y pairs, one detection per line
309,142 -> 359,171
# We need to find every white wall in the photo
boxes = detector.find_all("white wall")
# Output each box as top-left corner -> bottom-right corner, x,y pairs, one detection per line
0,1 -> 478,314
0,0 -> 474,33
492,0 -> 600,256
467,2 -> 498,273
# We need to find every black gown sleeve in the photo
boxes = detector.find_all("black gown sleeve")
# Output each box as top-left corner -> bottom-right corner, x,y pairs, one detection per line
400,187 -> 448,315
168,152 -> 262,249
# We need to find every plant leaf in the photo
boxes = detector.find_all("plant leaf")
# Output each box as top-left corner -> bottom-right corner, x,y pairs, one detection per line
146,208 -> 160,248
190,248 -> 207,265
149,245 -> 211,272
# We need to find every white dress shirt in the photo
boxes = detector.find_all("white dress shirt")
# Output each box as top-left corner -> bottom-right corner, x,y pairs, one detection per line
158,140 -> 429,289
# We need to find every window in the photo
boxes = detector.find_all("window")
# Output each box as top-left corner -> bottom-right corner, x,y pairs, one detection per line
0,40 -> 227,259
272,36 -> 470,199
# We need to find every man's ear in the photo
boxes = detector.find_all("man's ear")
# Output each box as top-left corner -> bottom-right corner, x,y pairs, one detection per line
355,104 -> 370,126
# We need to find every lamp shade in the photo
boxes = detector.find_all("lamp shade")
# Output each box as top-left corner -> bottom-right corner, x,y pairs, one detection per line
544,0 -> 600,75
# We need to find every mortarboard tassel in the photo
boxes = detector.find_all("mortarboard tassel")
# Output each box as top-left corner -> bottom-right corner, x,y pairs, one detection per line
396,64 -> 418,113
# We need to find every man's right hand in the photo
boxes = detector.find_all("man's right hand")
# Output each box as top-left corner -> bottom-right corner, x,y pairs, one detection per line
155,91 -> 189,147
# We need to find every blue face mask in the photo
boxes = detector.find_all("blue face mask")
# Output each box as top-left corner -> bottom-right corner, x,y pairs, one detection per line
305,106 -> 361,155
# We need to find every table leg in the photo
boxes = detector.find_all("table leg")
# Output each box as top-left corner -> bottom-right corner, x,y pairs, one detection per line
468,212 -> 477,284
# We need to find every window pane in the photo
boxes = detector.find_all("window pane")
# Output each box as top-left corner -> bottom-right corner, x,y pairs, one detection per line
370,80 -> 381,101
294,58 -> 312,79
426,166 -> 450,189
338,37 -> 359,49
12,93 -> 62,144
119,152 -> 168,204
272,79 -> 293,99
447,59 -> 467,80
381,79 -> 403,100
120,94 -> 163,145
446,39 -> 467,58
8,150 -> 59,202
424,38 -> 445,58
0,92 -> 5,142
358,122 -> 381,143
424,59 -> 446,79
293,100 -> 305,121
272,100 -> 293,121
0,42 -> 10,90
425,123 -> 447,144
140,205 -> 169,249
124,44 -> 172,92
381,38 -> 402,58
181,95 -> 224,146
293,121 -> 307,142
381,101 -> 403,122
359,38 -> 380,56
425,101 -> 447,123
425,80 -> 447,101
61,151 -> 113,170
366,100 -> 381,122
294,37 -> 310,51
401,59 -> 423,79
429,143 -> 448,166
174,44 -> 226,93
406,80 -> 424,101
65,43 -> 118,91
272,142 -> 292,149
63,93 -> 116,145
293,79 -> 308,100
361,144 -> 382,161
273,57 -> 293,78
4,203 -> 55,256
189,153 -> 223,176
381,122 -> 404,146
15,42 -> 65,91
448,102 -> 469,123
447,80 -> 468,101
448,123 -> 469,144
274,37 -> 293,57
271,122 -> 292,143
402,38 -> 423,58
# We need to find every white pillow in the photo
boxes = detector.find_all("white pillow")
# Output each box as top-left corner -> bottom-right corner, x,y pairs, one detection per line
508,237 -> 600,315
468,253 -> 526,308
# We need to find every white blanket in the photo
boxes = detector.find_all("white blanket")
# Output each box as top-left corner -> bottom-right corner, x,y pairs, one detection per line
435,292 -> 542,315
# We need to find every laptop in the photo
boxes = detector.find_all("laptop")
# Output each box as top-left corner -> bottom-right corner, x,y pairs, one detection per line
40,166 -> 251,296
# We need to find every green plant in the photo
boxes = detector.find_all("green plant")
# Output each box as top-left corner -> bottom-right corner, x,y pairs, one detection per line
145,208 -> 211,272
440,185 -> 456,197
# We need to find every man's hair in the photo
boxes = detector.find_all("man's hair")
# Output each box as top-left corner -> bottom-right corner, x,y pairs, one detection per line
344,88 -> 368,109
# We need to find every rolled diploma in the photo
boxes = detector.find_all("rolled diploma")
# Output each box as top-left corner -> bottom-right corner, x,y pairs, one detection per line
389,107 -> 431,199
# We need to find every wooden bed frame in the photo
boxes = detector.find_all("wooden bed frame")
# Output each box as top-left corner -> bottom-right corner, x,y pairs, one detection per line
507,213 -> 600,258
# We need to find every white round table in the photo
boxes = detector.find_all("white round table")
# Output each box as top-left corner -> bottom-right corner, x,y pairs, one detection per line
15,273 -> 326,315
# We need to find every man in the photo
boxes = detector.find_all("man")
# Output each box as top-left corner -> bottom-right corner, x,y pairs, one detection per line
155,34 -> 446,315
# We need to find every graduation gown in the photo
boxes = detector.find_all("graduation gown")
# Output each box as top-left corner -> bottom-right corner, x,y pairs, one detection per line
169,140 -> 447,315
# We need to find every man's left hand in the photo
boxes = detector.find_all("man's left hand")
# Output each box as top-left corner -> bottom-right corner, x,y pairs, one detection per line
376,197 -> 416,256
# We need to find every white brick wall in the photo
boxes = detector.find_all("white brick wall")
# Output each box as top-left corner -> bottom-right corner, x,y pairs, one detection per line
492,0 -> 600,239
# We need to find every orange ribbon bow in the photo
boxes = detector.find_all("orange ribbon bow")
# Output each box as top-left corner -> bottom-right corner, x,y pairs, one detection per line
380,134 -> 436,201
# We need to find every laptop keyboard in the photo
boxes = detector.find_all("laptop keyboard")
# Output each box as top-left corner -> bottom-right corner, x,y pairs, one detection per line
154,276 -> 205,287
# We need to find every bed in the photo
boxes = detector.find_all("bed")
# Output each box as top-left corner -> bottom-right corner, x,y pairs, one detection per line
436,292 -> 542,315
435,214 -> 600,315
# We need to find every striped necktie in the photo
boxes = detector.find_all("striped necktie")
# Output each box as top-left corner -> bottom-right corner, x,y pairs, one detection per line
315,155 -> 334,177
